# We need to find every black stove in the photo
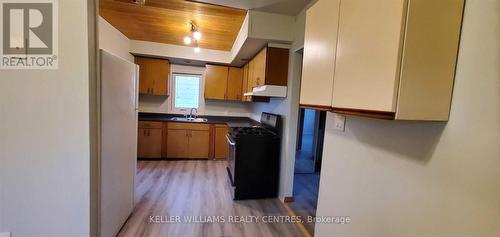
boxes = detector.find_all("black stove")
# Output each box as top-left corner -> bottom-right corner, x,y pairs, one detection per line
226,112 -> 281,200
229,126 -> 277,138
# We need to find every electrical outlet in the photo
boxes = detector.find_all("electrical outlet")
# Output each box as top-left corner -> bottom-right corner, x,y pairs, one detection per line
333,114 -> 346,132
0,232 -> 11,237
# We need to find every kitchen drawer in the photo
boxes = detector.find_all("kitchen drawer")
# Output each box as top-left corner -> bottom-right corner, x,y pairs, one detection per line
138,121 -> 163,129
167,122 -> 210,131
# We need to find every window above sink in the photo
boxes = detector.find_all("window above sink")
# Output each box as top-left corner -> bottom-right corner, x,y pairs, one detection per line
170,71 -> 206,115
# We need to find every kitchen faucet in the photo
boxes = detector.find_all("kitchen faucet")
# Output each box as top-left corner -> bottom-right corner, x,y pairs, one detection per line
189,108 -> 198,119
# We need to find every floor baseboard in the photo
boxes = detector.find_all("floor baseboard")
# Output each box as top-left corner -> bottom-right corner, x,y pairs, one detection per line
284,196 -> 295,203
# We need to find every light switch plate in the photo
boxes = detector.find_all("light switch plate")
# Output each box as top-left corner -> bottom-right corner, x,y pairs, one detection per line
333,113 -> 346,132
0,232 -> 11,237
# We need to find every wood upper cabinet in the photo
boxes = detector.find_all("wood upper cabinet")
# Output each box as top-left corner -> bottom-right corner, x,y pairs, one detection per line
247,59 -> 255,92
214,125 -> 229,159
226,67 -> 243,101
299,0 -> 341,109
242,63 -> 251,102
137,122 -> 163,158
204,65 -> 228,100
135,57 -> 170,96
240,46 -> 288,102
249,47 -> 289,88
253,48 -> 267,87
300,0 -> 464,121
204,65 -> 244,101
166,122 -> 210,159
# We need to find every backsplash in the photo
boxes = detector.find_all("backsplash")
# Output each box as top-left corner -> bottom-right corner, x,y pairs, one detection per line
139,95 -> 252,117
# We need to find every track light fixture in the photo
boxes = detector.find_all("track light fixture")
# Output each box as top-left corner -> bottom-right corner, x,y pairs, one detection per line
184,21 -> 202,53
133,0 -> 146,5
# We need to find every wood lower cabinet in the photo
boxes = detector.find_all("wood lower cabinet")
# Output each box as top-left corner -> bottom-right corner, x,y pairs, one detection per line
166,129 -> 189,158
138,121 -> 228,160
188,130 -> 211,158
137,122 -> 163,158
166,122 -> 210,159
214,125 -> 229,159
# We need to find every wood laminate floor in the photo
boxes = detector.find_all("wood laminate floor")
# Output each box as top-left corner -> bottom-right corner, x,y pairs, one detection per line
287,173 -> 321,236
117,160 -> 304,237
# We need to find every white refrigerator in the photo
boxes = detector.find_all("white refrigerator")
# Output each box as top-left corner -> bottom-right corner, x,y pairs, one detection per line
99,50 -> 138,237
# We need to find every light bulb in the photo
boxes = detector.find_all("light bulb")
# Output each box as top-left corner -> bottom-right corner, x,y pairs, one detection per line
183,36 -> 192,45
194,47 -> 201,53
193,31 -> 202,40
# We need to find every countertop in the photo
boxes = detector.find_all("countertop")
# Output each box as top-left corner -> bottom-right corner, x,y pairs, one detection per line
138,112 -> 260,128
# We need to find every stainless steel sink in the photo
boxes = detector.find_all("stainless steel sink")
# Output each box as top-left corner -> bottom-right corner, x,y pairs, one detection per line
170,117 -> 208,123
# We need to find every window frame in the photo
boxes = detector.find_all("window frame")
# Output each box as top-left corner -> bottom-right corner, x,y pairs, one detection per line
170,72 -> 205,115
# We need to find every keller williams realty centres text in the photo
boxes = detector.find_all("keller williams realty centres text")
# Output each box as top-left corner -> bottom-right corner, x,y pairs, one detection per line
148,215 -> 351,224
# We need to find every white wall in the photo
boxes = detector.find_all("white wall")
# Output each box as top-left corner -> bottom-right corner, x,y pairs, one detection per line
230,13 -> 250,60
315,0 -> 500,236
99,17 -> 133,62
0,1 -> 91,236
139,64 -> 252,117
248,10 -> 295,42
248,9 -> 306,199
130,40 -> 232,64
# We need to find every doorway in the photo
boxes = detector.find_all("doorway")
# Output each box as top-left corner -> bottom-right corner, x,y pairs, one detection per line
295,109 -> 326,174
289,108 -> 326,235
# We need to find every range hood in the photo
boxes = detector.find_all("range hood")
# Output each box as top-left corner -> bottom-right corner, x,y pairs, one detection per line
244,85 -> 287,98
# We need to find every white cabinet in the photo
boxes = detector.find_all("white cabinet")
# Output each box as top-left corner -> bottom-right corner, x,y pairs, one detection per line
299,0 -> 341,110
299,0 -> 465,121
331,0 -> 407,114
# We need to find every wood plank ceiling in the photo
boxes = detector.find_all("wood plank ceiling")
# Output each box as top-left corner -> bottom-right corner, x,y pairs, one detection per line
100,0 -> 247,51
